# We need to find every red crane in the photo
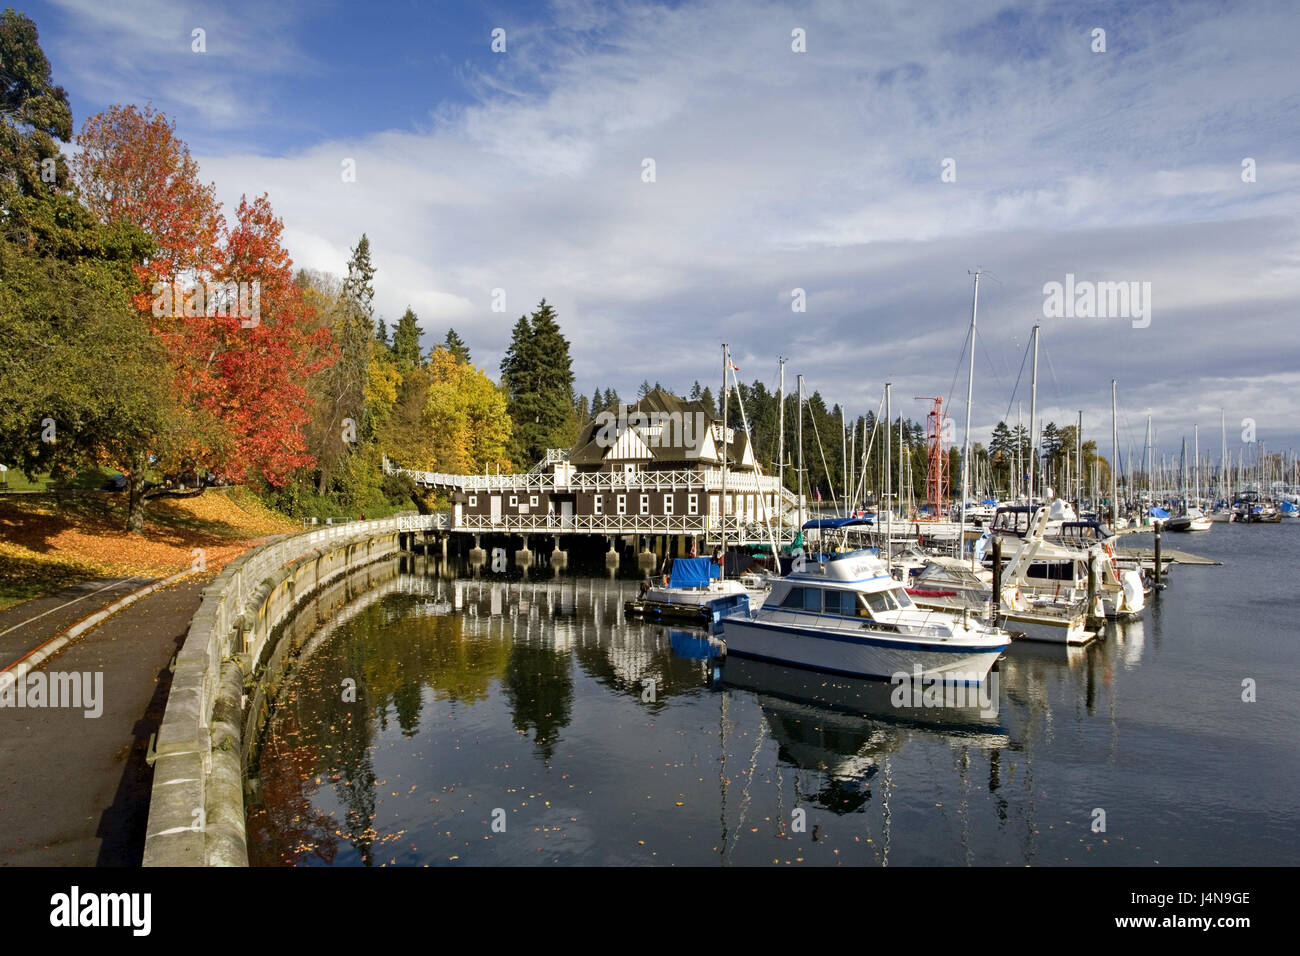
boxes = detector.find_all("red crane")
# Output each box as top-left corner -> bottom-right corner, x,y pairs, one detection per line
914,396 -> 948,515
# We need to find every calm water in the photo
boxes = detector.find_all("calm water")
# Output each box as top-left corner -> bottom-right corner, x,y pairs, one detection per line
247,525 -> 1300,866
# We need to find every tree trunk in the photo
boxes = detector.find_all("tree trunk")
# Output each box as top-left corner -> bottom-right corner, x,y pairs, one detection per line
126,451 -> 148,533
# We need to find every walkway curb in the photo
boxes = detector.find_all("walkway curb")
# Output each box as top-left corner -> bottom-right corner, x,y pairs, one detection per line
0,568 -> 197,693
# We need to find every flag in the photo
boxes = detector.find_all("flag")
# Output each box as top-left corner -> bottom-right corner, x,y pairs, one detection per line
728,359 -> 740,371
815,488 -> 822,502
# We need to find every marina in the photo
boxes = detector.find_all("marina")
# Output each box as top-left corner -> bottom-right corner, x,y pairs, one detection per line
246,518 -> 1299,867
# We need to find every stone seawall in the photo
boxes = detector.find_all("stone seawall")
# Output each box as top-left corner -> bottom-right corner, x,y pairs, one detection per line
142,515 -> 441,866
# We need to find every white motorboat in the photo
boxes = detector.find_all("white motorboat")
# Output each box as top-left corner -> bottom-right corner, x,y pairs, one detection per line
624,557 -> 756,627
718,549 -> 1010,683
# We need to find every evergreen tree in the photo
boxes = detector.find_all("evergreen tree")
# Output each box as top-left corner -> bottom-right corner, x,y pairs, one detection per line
604,387 -> 621,412
575,394 -> 590,426
392,307 -> 422,371
375,316 -> 389,346
444,327 -> 471,364
637,379 -> 652,399
499,299 -> 576,465
317,234 -> 376,493
689,381 -> 703,402
699,386 -> 716,418
590,389 -> 605,417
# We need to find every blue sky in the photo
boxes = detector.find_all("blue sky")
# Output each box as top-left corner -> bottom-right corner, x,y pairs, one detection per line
24,0 -> 1300,463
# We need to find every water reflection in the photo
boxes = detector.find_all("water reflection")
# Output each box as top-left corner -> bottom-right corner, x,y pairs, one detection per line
246,552 -> 1293,866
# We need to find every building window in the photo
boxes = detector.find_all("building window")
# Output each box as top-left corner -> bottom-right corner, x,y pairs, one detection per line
664,495 -> 674,515
509,495 -> 518,506
468,495 -> 477,507
640,494 -> 649,515
617,494 -> 627,515
529,495 -> 539,507
688,494 -> 698,515
594,495 -> 603,515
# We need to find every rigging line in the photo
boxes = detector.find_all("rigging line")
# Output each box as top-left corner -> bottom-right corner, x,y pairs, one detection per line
1040,342 -> 1065,407
974,326 -> 1004,393
1002,336 -> 1031,424
805,391 -> 841,513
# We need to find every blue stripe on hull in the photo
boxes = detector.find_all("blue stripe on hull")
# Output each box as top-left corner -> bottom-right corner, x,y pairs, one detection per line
721,617 -> 1008,655
723,648 -> 996,684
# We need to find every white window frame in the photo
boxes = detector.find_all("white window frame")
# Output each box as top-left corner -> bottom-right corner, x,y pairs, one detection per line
617,494 -> 627,515
468,495 -> 477,507
688,494 -> 698,515
509,495 -> 518,506
640,493 -> 650,515
594,494 -> 603,515
529,495 -> 539,507
664,495 -> 674,515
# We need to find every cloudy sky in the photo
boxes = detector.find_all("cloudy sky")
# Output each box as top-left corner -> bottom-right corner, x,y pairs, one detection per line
29,0 -> 1300,466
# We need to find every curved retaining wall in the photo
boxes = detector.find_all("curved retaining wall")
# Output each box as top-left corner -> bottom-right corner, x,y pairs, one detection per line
142,515 -> 442,866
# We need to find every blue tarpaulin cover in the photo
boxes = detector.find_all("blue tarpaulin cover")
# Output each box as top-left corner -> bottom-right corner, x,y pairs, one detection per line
801,516 -> 875,530
668,557 -> 720,588
1148,506 -> 1171,519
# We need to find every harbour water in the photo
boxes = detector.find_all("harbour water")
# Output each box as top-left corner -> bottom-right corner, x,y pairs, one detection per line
247,523 -> 1299,866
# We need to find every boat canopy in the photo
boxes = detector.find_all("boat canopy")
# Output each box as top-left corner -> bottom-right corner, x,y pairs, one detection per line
801,516 -> 875,530
1148,506 -> 1171,519
667,556 -> 720,589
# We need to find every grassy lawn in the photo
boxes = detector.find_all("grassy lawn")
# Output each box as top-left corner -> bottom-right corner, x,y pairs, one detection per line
0,486 -> 298,610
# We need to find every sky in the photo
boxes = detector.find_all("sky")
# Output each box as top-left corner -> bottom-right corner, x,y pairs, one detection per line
26,0 -> 1300,467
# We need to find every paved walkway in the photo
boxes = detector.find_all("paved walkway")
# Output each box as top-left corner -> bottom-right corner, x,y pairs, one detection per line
0,577 -> 151,668
0,577 -> 207,865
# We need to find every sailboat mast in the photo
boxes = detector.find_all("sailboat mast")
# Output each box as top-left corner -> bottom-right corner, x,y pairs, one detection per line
797,374 -> 805,534
959,270 -> 979,563
884,382 -> 892,567
1076,409 -> 1083,511
1111,380 -> 1119,526
1194,424 -> 1200,507
720,343 -> 728,580
1029,325 -> 1039,502
777,358 -> 785,500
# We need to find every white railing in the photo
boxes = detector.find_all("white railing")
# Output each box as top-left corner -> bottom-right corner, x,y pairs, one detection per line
393,463 -> 798,503
454,512 -> 760,537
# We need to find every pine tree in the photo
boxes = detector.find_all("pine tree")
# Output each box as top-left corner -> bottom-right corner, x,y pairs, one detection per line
317,234 -> 376,493
604,387 -> 621,413
590,389 -> 605,417
637,379 -> 652,399
444,327 -> 471,364
689,381 -> 703,402
575,394 -> 590,425
375,316 -> 389,346
699,386 -> 716,418
500,300 -> 576,465
392,307 -> 422,371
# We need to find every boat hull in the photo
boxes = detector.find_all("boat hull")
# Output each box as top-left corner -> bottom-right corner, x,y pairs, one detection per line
998,610 -> 1093,645
718,617 -> 1005,682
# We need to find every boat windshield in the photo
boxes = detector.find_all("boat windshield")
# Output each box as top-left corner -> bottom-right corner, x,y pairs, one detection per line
861,587 -> 914,613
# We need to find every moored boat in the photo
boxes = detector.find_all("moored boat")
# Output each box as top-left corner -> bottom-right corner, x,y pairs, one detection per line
718,549 -> 1010,682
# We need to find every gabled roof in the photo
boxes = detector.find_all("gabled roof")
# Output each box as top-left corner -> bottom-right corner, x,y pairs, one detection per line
568,388 -> 757,470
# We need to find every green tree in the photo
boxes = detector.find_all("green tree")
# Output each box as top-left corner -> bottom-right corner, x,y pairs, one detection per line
443,328 -> 471,364
499,300 -> 575,466
316,235 -> 376,493
391,307 -> 422,371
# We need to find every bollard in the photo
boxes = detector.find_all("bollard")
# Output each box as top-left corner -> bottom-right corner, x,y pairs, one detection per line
1086,551 -> 1099,624
991,537 -> 1002,625
1153,521 -> 1163,589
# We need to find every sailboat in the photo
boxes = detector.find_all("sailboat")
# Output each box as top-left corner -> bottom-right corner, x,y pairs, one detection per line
1166,435 -> 1211,532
